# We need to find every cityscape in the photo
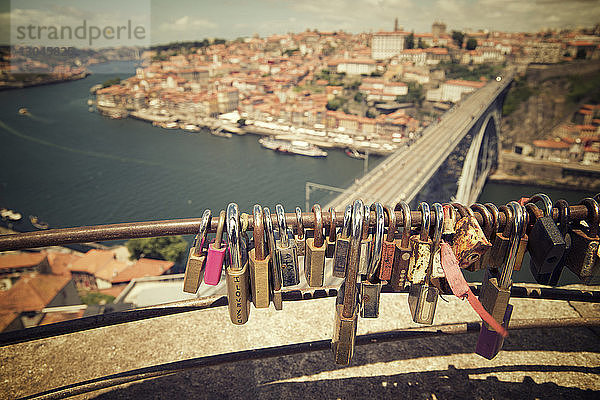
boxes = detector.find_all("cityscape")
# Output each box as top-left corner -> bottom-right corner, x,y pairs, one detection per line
1,1 -> 600,397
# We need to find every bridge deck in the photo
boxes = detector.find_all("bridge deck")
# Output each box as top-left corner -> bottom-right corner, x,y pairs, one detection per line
326,75 -> 513,209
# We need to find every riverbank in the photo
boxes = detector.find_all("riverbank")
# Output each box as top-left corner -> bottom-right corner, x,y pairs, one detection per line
0,71 -> 90,91
491,152 -> 600,191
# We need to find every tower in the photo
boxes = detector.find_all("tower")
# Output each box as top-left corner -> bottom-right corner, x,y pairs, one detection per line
394,18 -> 399,32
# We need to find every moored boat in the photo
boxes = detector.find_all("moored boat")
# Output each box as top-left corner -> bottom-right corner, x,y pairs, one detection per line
259,138 -> 327,157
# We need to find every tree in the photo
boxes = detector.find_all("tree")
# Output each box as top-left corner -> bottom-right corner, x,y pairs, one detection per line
354,91 -> 364,102
126,236 -> 188,262
466,38 -> 478,50
417,38 -> 428,49
406,32 -> 415,49
452,30 -> 465,48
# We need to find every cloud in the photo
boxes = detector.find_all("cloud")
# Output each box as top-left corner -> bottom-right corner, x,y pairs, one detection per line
159,15 -> 217,32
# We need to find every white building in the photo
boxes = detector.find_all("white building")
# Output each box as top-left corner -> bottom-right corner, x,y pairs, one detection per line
336,59 -> 376,75
427,79 -> 485,103
372,31 -> 407,60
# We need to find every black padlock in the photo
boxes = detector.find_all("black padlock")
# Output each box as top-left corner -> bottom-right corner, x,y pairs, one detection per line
547,199 -> 571,286
566,198 -> 600,285
525,193 -> 566,276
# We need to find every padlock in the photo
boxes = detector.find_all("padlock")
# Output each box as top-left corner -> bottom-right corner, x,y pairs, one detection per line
183,209 -> 211,294
484,204 -> 512,273
358,205 -> 372,276
332,282 -> 359,365
451,203 -> 491,270
468,203 -> 495,272
264,207 -> 283,310
479,201 -> 525,328
248,205 -> 271,308
333,205 -> 352,278
275,204 -> 300,287
225,203 -> 251,325
477,203 -> 500,270
430,203 -> 445,280
475,304 -> 513,360
294,207 -> 305,257
566,198 -> 600,285
326,207 -> 337,258
390,201 -> 412,291
525,193 -> 566,276
305,204 -> 327,287
408,202 -> 432,285
378,205 -> 397,281
332,199 -> 364,365
514,204 -> 529,272
205,210 -> 227,286
547,200 -> 571,286
360,202 -> 384,318
442,203 -> 457,237
408,202 -> 440,325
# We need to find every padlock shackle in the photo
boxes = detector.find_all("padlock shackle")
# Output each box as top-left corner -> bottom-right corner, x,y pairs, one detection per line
384,205 -> 397,242
312,204 -> 324,247
395,201 -> 412,248
367,202 -> 385,280
556,199 -> 570,236
428,203 -> 444,277
499,201 -> 525,288
361,205 -> 371,240
295,207 -> 304,239
340,205 -> 352,239
471,203 -> 493,240
263,207 -> 282,291
417,202 -> 431,242
580,198 -> 599,237
328,207 -> 337,242
484,203 -> 500,239
453,202 -> 474,218
214,210 -> 226,249
193,209 -> 212,256
275,204 -> 289,248
500,205 -> 513,237
226,203 -> 242,272
253,205 -> 265,260
526,193 -> 553,216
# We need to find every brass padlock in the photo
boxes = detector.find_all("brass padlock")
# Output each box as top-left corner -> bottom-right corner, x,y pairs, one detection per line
305,204 -> 326,287
429,203 -> 446,281
183,209 -> 211,294
264,207 -> 283,310
225,203 -> 251,325
248,205 -> 271,308
451,203 -> 491,270
332,199 -> 364,365
326,207 -> 337,258
390,201 -> 412,291
479,202 -> 525,328
294,207 -> 305,257
333,205 -> 352,278
276,204 -> 300,287
566,198 -> 600,284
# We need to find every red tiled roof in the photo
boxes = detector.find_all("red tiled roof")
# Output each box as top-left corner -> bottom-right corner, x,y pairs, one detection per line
0,273 -> 71,312
69,250 -> 116,274
0,312 -> 19,332
111,258 -> 174,284
95,260 -> 130,283
533,139 -> 570,149
47,253 -> 82,276
444,80 -> 486,88
0,252 -> 46,271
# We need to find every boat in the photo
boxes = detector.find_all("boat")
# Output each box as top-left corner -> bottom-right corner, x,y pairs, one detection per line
29,215 -> 49,230
18,108 -> 29,115
345,148 -> 367,160
211,127 -> 232,138
219,122 -> 245,135
259,138 -> 327,157
183,124 -> 200,132
0,208 -> 22,222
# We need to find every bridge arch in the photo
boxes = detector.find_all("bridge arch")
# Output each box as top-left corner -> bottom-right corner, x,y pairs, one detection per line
455,110 -> 500,204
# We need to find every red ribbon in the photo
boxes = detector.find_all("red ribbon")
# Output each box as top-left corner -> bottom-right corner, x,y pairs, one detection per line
440,241 -> 508,338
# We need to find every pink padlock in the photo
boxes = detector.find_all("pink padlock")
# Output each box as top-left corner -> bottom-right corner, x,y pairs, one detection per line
205,210 -> 227,286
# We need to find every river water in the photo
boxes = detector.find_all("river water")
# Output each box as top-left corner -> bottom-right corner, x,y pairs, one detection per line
0,61 -> 596,285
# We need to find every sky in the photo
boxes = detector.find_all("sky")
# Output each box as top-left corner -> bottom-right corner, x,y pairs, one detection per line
1,0 -> 600,46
